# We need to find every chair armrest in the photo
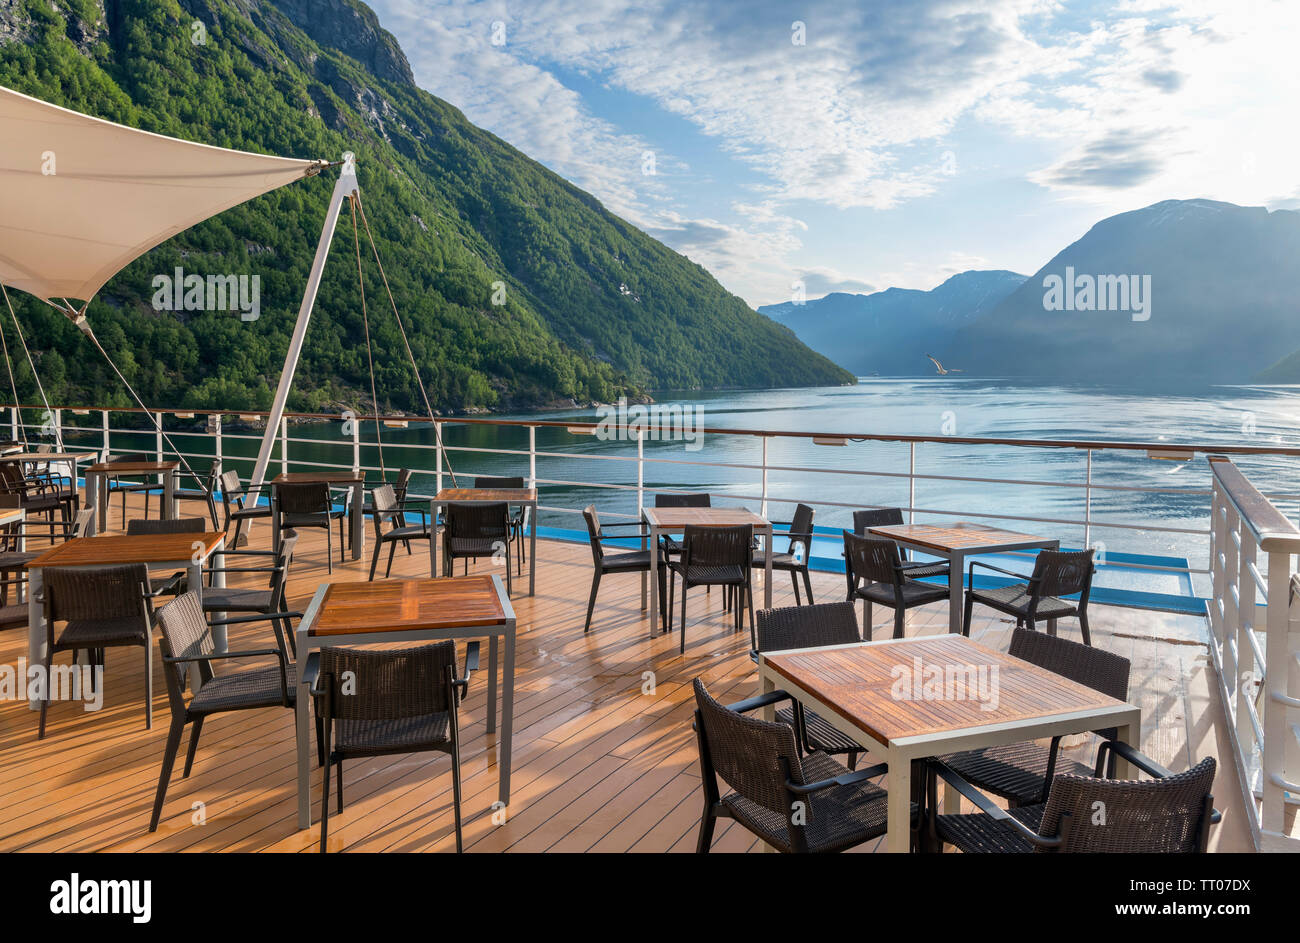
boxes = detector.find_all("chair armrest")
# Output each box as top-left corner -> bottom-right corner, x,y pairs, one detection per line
1093,739 -> 1173,780
202,565 -> 281,574
454,640 -> 481,700
205,611 -> 302,627
928,759 -> 1061,847
725,690 -> 793,714
302,652 -> 322,695
786,762 -> 888,795
967,560 -> 1030,581
210,549 -> 277,558
600,522 -> 652,534
162,647 -> 281,664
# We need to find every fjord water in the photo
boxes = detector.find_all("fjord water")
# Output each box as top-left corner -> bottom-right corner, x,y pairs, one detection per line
245,379 -> 1300,587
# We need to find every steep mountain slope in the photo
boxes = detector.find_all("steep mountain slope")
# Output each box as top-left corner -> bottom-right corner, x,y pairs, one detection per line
939,199 -> 1300,383
0,0 -> 851,414
759,270 -> 1026,375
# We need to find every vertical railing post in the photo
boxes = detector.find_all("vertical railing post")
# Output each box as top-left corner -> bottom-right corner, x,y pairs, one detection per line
528,425 -> 537,490
1236,524 -> 1257,752
1084,448 -> 1093,552
1222,504 -> 1241,701
9,405 -> 16,442
760,435 -> 769,519
1211,479 -> 1225,647
1261,549 -> 1292,836
213,413 -> 223,478
279,416 -> 289,477
637,429 -> 646,610
351,415 -> 360,474
908,441 -> 917,524
435,420 -> 444,494
100,409 -> 110,460
155,412 -> 164,461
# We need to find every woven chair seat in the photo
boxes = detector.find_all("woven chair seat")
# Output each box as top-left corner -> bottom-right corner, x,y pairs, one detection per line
933,803 -> 1045,853
0,550 -> 39,568
385,524 -> 431,540
172,488 -> 210,499
601,549 -> 661,572
201,588 -> 275,612
853,580 -> 949,607
228,504 -> 272,520
0,603 -> 26,629
335,711 -> 451,756
17,494 -> 66,512
721,751 -> 894,853
109,480 -> 163,492
968,584 -> 1077,618
900,560 -> 949,579
938,742 -> 1094,806
57,616 -> 149,647
281,511 -> 343,527
447,536 -> 500,556
776,705 -> 862,756
750,551 -> 800,569
670,561 -> 746,585
190,663 -> 297,714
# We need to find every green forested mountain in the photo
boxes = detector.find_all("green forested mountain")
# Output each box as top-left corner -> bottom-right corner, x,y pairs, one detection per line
0,0 -> 851,414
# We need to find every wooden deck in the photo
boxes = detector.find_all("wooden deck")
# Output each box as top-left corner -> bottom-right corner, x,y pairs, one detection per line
0,495 -> 1259,852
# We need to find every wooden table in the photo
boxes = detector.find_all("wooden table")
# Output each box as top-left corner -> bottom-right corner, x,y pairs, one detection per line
23,532 -> 227,709
758,635 -> 1140,853
642,506 -> 773,639
84,460 -> 179,535
868,522 -> 1059,635
271,472 -> 366,562
431,488 -> 537,595
294,574 -> 516,828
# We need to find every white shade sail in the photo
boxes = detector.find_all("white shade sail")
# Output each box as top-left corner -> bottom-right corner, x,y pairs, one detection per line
0,84 -> 326,305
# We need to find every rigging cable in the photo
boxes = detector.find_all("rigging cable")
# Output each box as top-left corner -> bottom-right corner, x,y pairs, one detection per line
348,193 -> 386,475
2,283 -> 60,449
353,190 -> 458,487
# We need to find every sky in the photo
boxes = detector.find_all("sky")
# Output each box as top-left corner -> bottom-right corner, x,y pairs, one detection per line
367,0 -> 1300,308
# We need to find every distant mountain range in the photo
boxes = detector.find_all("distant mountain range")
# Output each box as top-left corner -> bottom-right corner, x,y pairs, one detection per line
762,199 -> 1300,384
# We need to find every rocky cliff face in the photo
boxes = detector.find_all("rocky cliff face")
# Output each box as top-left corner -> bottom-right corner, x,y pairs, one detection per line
264,0 -> 412,85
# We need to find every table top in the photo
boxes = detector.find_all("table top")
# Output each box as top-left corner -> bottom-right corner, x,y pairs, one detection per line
0,508 -> 23,526
86,460 -> 179,474
868,521 -> 1053,554
272,471 -> 364,485
1,451 -> 97,462
25,532 -> 225,568
309,575 -> 508,637
435,487 -> 537,503
644,506 -> 770,529
761,635 -> 1128,748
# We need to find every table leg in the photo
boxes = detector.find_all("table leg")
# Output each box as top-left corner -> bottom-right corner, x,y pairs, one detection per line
164,470 -> 176,520
640,527 -> 647,611
528,501 -> 536,596
887,753 -> 912,853
207,539 -> 227,653
1113,710 -> 1141,781
759,669 -> 776,721
26,567 -> 43,710
296,663 -> 312,829
499,621 -> 516,805
948,550 -> 965,635
763,526 -> 773,609
350,483 -> 363,561
648,522 -> 660,638
93,471 -> 106,535
429,502 -> 440,577
486,634 -> 498,734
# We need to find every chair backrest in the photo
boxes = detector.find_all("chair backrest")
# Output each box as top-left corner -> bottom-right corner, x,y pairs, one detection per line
842,530 -> 903,586
1038,757 -> 1217,853
219,469 -> 244,499
44,563 -> 151,623
445,502 -> 509,541
154,591 -> 216,696
681,524 -> 751,571
372,483 -> 397,514
70,508 -> 94,538
271,533 -> 298,597
852,507 -> 904,534
0,464 -> 22,490
692,679 -> 807,819
394,468 -> 412,501
474,476 -> 524,489
1030,549 -> 1095,599
276,481 -> 330,515
0,492 -> 19,510
756,601 -> 860,653
581,505 -> 604,564
786,503 -> 815,556
126,517 -> 206,535
109,453 -> 148,465
319,642 -> 456,719
655,493 -> 710,508
1008,628 -> 1128,738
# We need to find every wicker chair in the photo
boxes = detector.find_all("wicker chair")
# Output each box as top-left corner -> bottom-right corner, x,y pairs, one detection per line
474,476 -> 529,569
307,640 -> 479,853
274,480 -> 345,574
173,464 -> 220,530
843,531 -> 949,640
654,492 -> 710,559
849,508 -> 949,600
199,533 -> 300,655
0,496 -> 89,606
441,502 -> 512,594
361,469 -> 416,553
936,629 -> 1130,806
964,548 -> 1095,644
38,563 -> 155,738
925,751 -> 1219,853
0,462 -> 72,532
125,517 -> 206,535
692,678 -> 905,853
750,503 -> 816,605
581,505 -> 668,634
219,470 -> 272,550
755,602 -> 865,768
669,524 -> 753,653
104,453 -> 165,523
368,484 -> 432,581
149,591 -> 300,831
